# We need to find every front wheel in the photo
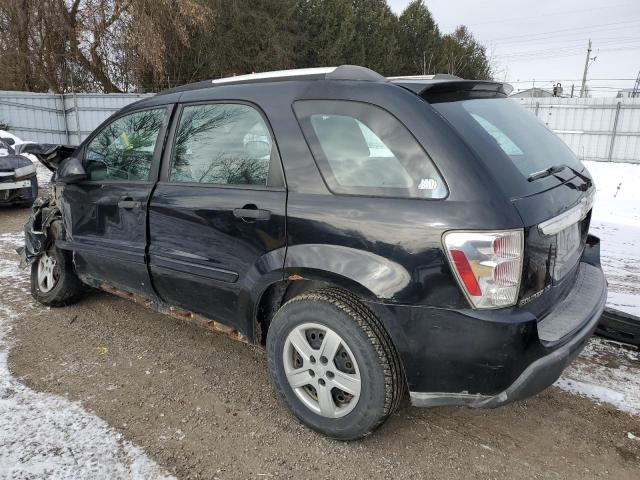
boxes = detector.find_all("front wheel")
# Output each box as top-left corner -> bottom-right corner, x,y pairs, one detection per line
267,288 -> 404,440
30,242 -> 84,307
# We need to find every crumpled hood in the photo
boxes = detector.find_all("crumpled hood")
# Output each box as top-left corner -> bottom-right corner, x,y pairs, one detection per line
16,143 -> 77,172
0,154 -> 32,170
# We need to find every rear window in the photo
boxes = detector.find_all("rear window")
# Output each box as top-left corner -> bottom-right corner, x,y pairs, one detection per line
431,97 -> 584,194
294,100 -> 447,199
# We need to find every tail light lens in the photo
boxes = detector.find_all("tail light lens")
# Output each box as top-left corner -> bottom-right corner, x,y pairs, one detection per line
443,230 -> 524,309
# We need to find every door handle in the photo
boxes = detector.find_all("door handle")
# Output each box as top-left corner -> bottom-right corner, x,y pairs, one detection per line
118,199 -> 142,209
233,205 -> 271,221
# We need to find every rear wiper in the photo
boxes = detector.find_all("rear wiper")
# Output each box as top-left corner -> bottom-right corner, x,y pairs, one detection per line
527,164 -> 566,182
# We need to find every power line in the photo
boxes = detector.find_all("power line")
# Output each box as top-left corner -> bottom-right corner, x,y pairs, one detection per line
483,18 -> 640,43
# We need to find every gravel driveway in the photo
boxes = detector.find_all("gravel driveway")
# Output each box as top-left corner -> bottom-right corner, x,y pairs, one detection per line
1,205 -> 639,479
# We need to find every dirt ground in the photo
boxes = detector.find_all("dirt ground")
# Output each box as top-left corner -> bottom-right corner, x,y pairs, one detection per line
1,205 -> 639,479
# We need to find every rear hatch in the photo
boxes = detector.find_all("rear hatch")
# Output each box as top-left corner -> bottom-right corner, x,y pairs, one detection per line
420,82 -> 595,318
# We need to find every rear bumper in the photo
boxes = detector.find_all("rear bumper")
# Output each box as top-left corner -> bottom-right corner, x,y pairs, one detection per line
369,256 -> 607,409
411,269 -> 605,407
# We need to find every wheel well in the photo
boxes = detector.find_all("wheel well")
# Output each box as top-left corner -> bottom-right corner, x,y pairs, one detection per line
255,279 -> 330,345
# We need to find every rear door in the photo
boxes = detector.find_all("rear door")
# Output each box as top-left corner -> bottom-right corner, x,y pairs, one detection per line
148,101 -> 286,333
61,107 -> 170,297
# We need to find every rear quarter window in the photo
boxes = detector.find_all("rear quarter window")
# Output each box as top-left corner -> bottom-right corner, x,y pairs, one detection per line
294,100 -> 447,199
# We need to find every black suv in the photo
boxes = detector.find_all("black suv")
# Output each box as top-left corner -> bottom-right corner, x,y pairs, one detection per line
21,66 -> 606,440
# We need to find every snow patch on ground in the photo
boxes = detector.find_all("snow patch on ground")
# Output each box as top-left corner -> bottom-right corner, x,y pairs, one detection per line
554,161 -> 640,414
556,337 -> 640,416
0,233 -> 174,479
585,161 -> 640,316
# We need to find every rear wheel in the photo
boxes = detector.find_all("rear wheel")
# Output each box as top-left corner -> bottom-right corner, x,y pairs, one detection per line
267,288 -> 404,440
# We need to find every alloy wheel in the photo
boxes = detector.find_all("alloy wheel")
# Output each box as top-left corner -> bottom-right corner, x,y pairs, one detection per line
282,322 -> 361,418
37,251 -> 59,293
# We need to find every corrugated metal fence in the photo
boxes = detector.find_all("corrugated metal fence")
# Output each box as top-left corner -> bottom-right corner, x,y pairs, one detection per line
1,90 -> 639,164
515,97 -> 640,164
0,91 -> 153,144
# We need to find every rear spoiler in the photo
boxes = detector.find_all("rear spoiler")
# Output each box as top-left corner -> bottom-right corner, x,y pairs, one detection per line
391,79 -> 513,101
16,143 -> 77,172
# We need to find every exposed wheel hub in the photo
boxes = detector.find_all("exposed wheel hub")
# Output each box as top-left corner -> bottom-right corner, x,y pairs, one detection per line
37,251 -> 59,293
283,322 -> 361,418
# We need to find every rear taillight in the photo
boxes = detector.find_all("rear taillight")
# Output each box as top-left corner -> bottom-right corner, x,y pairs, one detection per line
443,230 -> 524,309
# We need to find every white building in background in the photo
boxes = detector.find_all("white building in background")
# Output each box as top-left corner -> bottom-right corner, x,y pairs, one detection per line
617,88 -> 639,98
509,87 -> 554,98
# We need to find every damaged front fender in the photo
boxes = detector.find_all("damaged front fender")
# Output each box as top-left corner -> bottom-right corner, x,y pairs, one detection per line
17,196 -> 62,268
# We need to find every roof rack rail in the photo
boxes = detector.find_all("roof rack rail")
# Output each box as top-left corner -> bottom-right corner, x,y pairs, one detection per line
156,65 -> 386,96
210,65 -> 385,86
327,65 -> 386,82
387,73 -> 463,81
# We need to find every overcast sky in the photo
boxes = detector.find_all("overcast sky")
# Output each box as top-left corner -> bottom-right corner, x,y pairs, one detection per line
387,0 -> 640,96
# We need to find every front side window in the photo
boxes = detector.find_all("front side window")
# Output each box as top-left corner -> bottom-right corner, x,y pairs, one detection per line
169,103 -> 272,186
85,108 -> 166,181
294,100 -> 447,199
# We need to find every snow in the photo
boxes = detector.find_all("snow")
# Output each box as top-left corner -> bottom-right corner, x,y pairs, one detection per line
585,160 -> 640,316
556,337 -> 640,416
554,160 -> 640,415
0,233 -> 174,479
0,129 -> 24,146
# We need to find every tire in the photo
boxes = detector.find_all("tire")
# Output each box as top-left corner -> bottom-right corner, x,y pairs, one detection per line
30,222 -> 84,307
267,287 -> 404,440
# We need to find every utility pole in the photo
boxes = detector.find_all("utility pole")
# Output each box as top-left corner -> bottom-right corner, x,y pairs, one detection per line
632,70 -> 640,98
580,39 -> 592,98
422,51 -> 426,76
570,84 -> 575,98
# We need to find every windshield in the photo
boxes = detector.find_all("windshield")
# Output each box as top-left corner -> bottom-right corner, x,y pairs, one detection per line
431,97 -> 584,195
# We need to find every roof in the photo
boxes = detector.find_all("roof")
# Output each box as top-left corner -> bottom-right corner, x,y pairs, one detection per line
154,65 -> 512,101
157,65 -> 386,96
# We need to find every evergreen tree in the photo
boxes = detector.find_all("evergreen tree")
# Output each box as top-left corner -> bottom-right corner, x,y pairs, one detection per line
441,26 -> 492,80
294,0 -> 358,68
397,0 -> 441,76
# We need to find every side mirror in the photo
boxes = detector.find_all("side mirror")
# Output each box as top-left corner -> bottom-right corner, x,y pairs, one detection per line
1,137 -> 15,146
57,156 -> 87,183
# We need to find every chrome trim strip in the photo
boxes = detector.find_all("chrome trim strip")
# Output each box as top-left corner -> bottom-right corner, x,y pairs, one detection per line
538,191 -> 594,236
409,391 -> 491,408
212,67 -> 336,84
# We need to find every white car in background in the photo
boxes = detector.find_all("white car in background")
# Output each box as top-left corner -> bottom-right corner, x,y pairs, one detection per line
1,129 -> 53,183
0,130 -> 40,207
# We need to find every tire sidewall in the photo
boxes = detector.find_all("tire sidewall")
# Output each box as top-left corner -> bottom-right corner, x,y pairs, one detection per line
30,246 -> 71,303
267,297 -> 388,440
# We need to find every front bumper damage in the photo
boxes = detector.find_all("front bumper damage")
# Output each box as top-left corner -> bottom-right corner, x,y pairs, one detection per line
17,196 -> 62,267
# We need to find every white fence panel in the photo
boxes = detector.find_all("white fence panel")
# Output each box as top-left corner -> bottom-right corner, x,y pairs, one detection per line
0,91 -> 153,144
514,97 -> 640,164
2,90 -> 639,164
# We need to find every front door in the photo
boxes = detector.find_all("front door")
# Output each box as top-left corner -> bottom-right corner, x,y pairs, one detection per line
61,106 -> 170,297
148,102 -> 287,334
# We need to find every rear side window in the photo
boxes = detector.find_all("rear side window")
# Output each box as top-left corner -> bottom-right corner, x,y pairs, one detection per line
169,103 -> 272,186
294,100 -> 447,199
85,108 -> 166,181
